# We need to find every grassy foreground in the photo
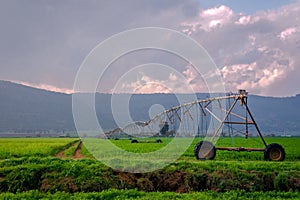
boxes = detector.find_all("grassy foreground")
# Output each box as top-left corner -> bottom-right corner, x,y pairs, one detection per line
1,157 -> 300,193
1,189 -> 300,200
0,137 -> 300,199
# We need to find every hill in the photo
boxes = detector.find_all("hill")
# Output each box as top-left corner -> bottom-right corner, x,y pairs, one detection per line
0,80 -> 299,136
0,80 -> 74,134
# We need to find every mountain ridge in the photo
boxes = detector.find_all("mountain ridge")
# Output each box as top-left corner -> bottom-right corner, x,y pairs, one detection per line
0,80 -> 299,136
3,80 -> 300,98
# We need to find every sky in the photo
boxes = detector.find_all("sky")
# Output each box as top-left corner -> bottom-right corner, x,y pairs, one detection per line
0,0 -> 300,96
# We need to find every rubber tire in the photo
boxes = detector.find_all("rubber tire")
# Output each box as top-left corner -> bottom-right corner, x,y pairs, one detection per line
156,139 -> 162,143
194,141 -> 216,160
264,143 -> 285,161
131,139 -> 139,143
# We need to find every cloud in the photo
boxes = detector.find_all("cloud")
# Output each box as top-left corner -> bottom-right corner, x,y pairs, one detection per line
117,73 -> 179,94
201,5 -> 234,29
0,0 -> 200,92
279,27 -> 298,40
113,64 -> 211,94
11,80 -> 74,94
220,61 -> 289,93
235,15 -> 252,25
182,67 -> 197,83
182,5 -> 234,33
180,1 -> 300,96
1,1 -> 300,96
168,73 -> 178,81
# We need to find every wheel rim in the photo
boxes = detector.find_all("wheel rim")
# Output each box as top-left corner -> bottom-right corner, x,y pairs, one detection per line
199,144 -> 213,159
269,147 -> 282,161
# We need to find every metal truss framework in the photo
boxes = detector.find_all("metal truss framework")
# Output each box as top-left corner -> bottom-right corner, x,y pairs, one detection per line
107,90 -> 268,151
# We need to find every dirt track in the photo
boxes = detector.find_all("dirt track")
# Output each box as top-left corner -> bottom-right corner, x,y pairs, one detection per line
56,140 -> 85,159
73,141 -> 85,159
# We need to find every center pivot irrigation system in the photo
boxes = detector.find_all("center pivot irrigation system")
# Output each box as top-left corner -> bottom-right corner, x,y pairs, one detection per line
107,90 -> 285,161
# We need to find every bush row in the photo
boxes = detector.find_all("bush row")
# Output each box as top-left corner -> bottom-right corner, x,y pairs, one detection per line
0,157 -> 299,193
1,189 -> 300,200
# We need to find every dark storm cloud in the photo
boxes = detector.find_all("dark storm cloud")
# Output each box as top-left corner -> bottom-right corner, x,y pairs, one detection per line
1,0 -> 299,96
0,0 -> 200,90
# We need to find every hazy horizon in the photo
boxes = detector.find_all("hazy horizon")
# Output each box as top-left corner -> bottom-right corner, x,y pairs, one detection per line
2,79 -> 300,98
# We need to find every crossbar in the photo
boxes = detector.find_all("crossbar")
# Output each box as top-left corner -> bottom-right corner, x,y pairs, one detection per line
216,146 -> 265,152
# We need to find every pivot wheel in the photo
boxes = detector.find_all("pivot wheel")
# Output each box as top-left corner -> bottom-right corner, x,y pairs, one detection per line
156,139 -> 162,143
264,143 -> 285,161
194,141 -> 216,160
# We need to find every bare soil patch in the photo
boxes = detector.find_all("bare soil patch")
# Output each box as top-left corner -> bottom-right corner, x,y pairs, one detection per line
73,141 -> 85,159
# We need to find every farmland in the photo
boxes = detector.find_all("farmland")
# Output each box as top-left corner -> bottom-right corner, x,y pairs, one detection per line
0,138 -> 78,159
0,137 -> 300,199
110,137 -> 300,161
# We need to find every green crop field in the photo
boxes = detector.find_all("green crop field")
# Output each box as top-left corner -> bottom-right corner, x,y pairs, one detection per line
0,138 -> 79,159
110,137 -> 300,161
0,137 -> 300,199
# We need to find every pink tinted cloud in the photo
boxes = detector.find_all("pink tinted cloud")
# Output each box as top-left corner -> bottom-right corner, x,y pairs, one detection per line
11,80 -> 74,94
180,1 -> 300,96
